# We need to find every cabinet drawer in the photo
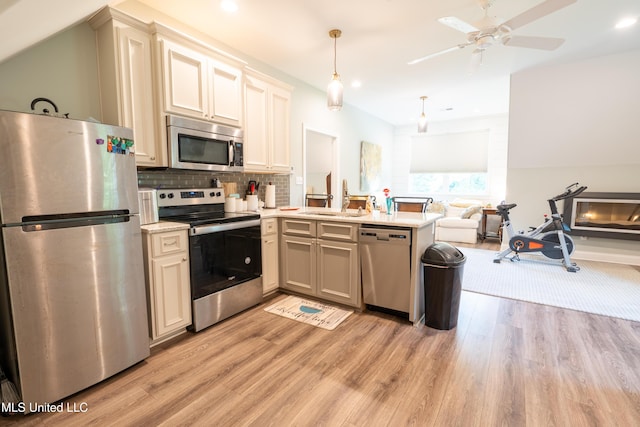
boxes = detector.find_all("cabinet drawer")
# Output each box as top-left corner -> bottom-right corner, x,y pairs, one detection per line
318,221 -> 359,242
281,218 -> 316,237
151,230 -> 188,257
261,217 -> 278,236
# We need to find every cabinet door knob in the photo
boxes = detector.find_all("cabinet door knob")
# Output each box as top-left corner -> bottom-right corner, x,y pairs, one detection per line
182,257 -> 187,262
150,156 -> 156,161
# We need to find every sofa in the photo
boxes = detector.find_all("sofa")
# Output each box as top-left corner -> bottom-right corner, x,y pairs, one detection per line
430,199 -> 483,244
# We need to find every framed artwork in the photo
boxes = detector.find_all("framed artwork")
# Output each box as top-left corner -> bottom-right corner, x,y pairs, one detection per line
360,141 -> 381,192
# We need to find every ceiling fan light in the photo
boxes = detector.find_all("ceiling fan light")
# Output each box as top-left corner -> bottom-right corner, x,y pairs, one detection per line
476,34 -> 495,49
327,73 -> 343,111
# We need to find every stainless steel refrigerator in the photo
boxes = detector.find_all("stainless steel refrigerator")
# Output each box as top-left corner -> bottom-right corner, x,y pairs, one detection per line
0,110 -> 150,408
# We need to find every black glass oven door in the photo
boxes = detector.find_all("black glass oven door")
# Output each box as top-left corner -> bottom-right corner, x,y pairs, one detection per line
189,225 -> 262,299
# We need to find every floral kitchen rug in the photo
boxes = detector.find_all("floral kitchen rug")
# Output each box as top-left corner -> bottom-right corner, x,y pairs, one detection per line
264,295 -> 353,330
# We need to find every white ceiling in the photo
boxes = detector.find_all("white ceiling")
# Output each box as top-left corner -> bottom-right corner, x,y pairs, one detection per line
2,0 -> 639,126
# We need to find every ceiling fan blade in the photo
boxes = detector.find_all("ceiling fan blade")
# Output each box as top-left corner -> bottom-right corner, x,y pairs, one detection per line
502,0 -> 577,31
438,16 -> 478,34
503,35 -> 565,50
407,44 -> 470,65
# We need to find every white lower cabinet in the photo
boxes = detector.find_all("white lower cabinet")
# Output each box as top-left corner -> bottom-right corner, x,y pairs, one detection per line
316,239 -> 359,305
142,227 -> 192,346
280,234 -> 316,295
280,219 -> 360,308
261,218 -> 279,295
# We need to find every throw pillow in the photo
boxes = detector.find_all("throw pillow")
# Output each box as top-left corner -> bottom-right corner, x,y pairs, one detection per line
427,201 -> 446,214
449,199 -> 483,208
460,205 -> 481,219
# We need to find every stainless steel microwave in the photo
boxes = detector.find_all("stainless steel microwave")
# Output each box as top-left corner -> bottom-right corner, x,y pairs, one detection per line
167,115 -> 244,172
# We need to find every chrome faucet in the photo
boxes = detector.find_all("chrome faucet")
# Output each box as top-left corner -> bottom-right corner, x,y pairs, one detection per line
341,179 -> 349,212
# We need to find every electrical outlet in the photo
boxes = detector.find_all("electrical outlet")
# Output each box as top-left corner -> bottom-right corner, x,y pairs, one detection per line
295,176 -> 303,185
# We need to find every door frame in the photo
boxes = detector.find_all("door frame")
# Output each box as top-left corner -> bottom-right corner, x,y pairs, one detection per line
302,124 -> 339,207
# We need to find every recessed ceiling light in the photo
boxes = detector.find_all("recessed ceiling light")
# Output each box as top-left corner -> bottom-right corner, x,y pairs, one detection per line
221,0 -> 238,13
615,17 -> 637,29
351,80 -> 362,88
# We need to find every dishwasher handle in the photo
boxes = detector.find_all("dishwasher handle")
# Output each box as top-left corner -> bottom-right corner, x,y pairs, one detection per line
359,228 -> 411,244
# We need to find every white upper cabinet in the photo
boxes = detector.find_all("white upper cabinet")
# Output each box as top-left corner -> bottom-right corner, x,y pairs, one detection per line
209,60 -> 243,126
244,69 -> 292,173
90,8 -> 165,167
159,37 -> 243,128
269,84 -> 291,172
90,8 -> 292,171
161,40 -> 207,119
243,74 -> 269,170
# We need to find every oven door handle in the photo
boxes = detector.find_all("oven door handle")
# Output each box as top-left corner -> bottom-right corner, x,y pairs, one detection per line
190,219 -> 261,235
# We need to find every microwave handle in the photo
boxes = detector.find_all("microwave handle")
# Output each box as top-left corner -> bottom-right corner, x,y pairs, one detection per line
229,141 -> 235,165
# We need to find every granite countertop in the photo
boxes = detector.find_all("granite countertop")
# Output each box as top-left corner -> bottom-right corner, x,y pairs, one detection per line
142,207 -> 441,231
259,206 -> 441,229
141,221 -> 190,234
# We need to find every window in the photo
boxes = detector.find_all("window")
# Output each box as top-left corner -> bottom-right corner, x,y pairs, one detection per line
409,129 -> 490,195
409,172 -> 487,194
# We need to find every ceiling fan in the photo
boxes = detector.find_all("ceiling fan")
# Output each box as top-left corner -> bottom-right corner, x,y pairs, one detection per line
408,0 -> 577,67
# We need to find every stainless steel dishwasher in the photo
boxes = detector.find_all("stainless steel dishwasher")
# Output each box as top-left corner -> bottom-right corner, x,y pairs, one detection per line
359,225 -> 412,314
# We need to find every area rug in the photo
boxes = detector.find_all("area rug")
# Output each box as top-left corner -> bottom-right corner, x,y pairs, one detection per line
460,247 -> 640,322
264,295 -> 353,330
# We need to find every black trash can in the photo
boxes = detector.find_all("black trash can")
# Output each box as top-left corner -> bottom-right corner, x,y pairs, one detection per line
422,242 -> 466,330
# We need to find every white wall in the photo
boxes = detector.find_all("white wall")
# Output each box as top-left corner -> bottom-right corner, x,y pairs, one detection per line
288,83 -> 394,206
508,49 -> 640,264
392,114 -> 509,205
0,22 -> 101,120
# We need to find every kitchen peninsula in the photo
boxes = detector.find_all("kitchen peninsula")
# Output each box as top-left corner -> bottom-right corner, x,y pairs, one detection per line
261,207 -> 442,325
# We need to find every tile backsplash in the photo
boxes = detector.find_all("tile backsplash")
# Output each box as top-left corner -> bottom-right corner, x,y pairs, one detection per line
137,169 -> 290,207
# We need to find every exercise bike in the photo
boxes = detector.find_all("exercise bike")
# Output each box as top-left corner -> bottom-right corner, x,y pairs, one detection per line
493,183 -> 587,272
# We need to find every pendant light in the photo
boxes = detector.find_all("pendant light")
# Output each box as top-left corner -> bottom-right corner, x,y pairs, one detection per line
327,29 -> 343,111
418,96 -> 428,133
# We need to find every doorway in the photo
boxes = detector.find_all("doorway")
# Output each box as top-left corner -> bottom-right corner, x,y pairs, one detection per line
303,125 -> 338,207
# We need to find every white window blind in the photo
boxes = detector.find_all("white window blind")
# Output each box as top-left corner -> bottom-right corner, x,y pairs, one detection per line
410,129 -> 490,173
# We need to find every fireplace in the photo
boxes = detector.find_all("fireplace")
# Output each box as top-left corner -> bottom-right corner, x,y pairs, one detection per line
564,192 -> 640,241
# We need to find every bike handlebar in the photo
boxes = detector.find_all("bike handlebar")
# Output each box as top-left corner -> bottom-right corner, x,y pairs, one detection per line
551,183 -> 587,201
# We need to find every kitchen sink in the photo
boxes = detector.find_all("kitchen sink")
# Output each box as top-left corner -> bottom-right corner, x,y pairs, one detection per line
298,211 -> 368,218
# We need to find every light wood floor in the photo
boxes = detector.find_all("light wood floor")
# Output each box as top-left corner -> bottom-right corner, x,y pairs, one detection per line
6,281 -> 640,426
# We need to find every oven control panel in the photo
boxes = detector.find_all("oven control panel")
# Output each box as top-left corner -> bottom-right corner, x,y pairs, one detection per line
157,188 -> 225,207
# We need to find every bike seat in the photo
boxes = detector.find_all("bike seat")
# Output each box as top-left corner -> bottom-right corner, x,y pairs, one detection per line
497,203 -> 517,212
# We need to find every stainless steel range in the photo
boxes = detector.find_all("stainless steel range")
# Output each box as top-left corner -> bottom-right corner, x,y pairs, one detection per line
157,188 -> 262,331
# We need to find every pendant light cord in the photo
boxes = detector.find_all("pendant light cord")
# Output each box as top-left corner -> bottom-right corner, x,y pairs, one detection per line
329,29 -> 341,77
333,34 -> 338,75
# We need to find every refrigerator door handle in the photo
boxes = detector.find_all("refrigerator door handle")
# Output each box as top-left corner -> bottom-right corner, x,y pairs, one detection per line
18,211 -> 133,232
